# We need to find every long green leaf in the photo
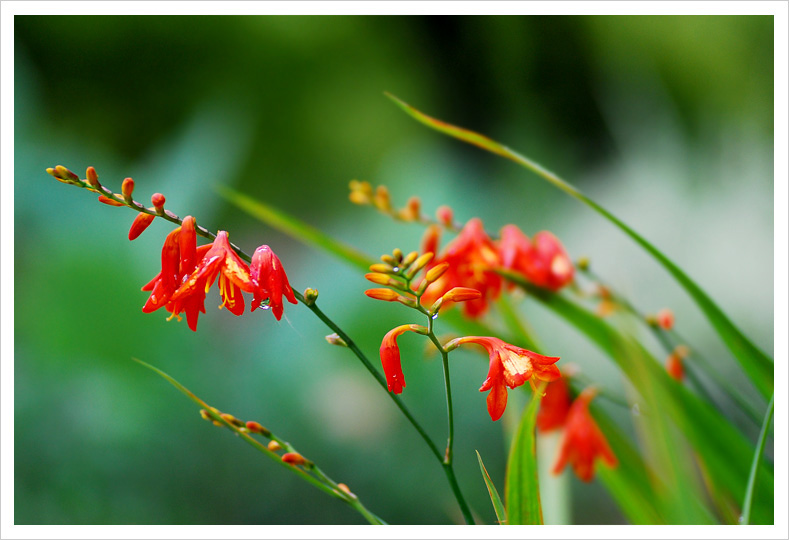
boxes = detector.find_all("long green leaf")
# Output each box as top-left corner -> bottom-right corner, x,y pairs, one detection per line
386,93 -> 773,399
504,389 -> 544,525
741,393 -> 775,525
476,450 -> 507,525
217,185 -> 373,271
500,273 -> 773,524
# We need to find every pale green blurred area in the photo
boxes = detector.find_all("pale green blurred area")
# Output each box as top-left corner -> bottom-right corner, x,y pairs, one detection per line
14,15 -> 773,524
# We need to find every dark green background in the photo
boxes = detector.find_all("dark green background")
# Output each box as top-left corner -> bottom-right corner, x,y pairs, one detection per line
14,15 -> 773,524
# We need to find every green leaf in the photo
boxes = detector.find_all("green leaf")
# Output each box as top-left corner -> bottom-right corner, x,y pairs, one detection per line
476,450 -> 507,525
387,93 -> 773,399
500,272 -> 773,524
504,388 -> 544,525
217,185 -> 374,271
741,394 -> 775,525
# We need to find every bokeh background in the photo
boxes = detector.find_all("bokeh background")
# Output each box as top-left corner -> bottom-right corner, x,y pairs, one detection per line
14,15 -> 773,525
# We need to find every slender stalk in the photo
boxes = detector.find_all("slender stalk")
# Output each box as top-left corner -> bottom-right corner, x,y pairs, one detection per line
740,394 -> 774,525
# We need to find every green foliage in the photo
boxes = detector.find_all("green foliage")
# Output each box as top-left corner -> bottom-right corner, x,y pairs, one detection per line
476,451 -> 507,525
504,389 -> 544,525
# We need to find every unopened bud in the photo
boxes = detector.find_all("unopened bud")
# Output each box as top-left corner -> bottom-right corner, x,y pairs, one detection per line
55,165 -> 80,182
98,195 -> 125,207
246,421 -> 271,437
436,205 -> 453,227
405,252 -> 434,279
365,288 -> 400,301
348,180 -> 373,205
424,262 -> 450,283
442,287 -> 482,303
666,353 -> 684,382
151,193 -> 166,212
395,295 -> 418,309
121,177 -> 135,200
399,196 -> 421,221
401,251 -> 419,268
364,273 -> 409,292
369,263 -> 396,274
337,483 -> 355,498
128,213 -> 155,240
373,185 -> 391,211
392,248 -> 403,262
86,166 -> 100,188
576,256 -> 590,271
267,440 -> 282,452
303,288 -> 319,305
673,344 -> 690,359
656,308 -> 674,330
200,407 -> 223,427
325,333 -> 348,347
282,452 -> 308,466
220,413 -> 244,427
380,254 -> 397,266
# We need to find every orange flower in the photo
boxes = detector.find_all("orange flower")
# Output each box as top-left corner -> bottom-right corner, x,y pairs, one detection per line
141,227 -> 182,314
449,336 -> 560,421
249,245 -> 297,320
498,225 -> 574,292
421,218 -> 502,318
553,388 -> 617,482
172,231 -> 255,317
536,376 -> 572,432
379,324 -> 423,394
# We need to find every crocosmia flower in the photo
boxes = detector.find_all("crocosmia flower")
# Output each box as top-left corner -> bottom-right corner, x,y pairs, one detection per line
379,324 -> 424,394
449,336 -> 560,421
421,218 -> 502,318
172,230 -> 255,317
142,227 -> 182,314
553,388 -> 617,482
498,226 -> 574,292
250,245 -> 297,321
536,376 -> 572,432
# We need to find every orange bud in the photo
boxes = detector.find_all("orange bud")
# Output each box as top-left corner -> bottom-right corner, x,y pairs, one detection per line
128,213 -> 155,240
666,353 -> 684,382
656,308 -> 674,330
364,272 -> 390,286
369,263 -> 395,274
86,166 -> 100,188
121,177 -> 135,199
151,192 -> 166,211
373,185 -> 391,211
267,440 -> 282,452
55,165 -> 80,182
98,195 -> 124,206
282,452 -> 307,466
220,413 -> 243,427
365,288 -> 400,301
424,262 -> 449,283
337,483 -> 354,497
246,421 -> 271,437
436,205 -> 453,227
442,287 -> 482,303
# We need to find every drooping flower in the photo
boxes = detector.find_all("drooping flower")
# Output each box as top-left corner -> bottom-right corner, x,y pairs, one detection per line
665,344 -> 688,382
420,218 -> 502,318
379,324 -> 424,394
172,230 -> 255,317
498,225 -> 574,292
249,245 -> 297,320
536,376 -> 572,432
142,227 -> 182,314
448,336 -> 561,421
553,388 -> 617,482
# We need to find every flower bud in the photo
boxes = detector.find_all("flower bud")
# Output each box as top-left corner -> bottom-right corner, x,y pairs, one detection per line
424,262 -> 449,283
128,213 -> 155,240
98,195 -> 125,207
673,344 -> 690,359
364,273 -> 410,292
405,252 -> 434,280
656,308 -> 674,330
369,263 -> 396,274
380,254 -> 397,266
337,483 -> 355,498
436,205 -> 453,227
54,165 -> 80,182
442,287 -> 482,303
220,413 -> 244,427
267,440 -> 282,452
282,452 -> 307,466
121,177 -> 135,200
576,256 -> 590,271
246,421 -> 271,437
303,288 -> 319,305
373,185 -> 391,211
666,353 -> 684,382
348,180 -> 373,205
151,193 -> 166,212
399,196 -> 421,221
325,333 -> 349,347
365,288 -> 400,301
401,251 -> 419,268
86,166 -> 100,188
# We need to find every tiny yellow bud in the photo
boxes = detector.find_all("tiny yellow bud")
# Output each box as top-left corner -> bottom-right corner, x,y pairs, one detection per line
424,262 -> 450,283
576,256 -> 590,271
349,190 -> 371,205
365,288 -> 400,301
325,333 -> 349,347
86,166 -> 100,188
405,252 -> 434,279
267,440 -> 282,452
55,165 -> 80,182
369,263 -> 395,274
380,254 -> 397,266
303,288 -> 319,305
220,413 -> 244,427
337,483 -> 355,497
373,185 -> 391,211
364,272 -> 391,286
401,251 -> 419,268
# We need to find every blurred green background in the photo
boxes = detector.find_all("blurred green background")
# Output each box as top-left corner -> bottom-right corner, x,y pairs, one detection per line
14,15 -> 773,525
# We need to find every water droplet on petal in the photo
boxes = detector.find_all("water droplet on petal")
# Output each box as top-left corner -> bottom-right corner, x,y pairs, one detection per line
431,313 -> 438,320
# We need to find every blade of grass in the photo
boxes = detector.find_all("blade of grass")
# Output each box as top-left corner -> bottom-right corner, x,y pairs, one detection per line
476,450 -> 507,525
741,393 -> 775,525
504,387 -> 544,525
387,93 -> 773,400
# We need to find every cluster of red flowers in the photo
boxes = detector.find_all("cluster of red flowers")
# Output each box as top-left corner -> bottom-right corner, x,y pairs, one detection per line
135,214 -> 296,331
420,218 -> 574,318
537,379 -> 618,482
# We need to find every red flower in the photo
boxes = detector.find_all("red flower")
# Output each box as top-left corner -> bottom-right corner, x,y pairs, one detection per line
450,336 -> 561,421
379,324 -> 423,394
172,231 -> 255,317
141,227 -> 181,314
498,226 -> 573,292
421,218 -> 502,318
536,376 -> 572,432
553,388 -> 617,482
249,245 -> 297,321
